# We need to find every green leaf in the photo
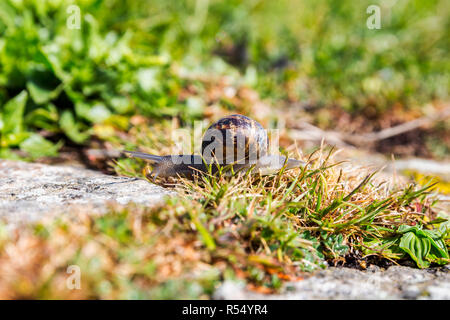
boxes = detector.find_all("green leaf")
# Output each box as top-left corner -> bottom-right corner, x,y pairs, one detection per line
75,101 -> 111,124
19,133 -> 62,158
361,237 -> 404,260
105,95 -> 133,114
398,225 -> 415,233
26,68 -> 62,104
1,90 -> 28,134
189,211 -> 216,251
398,225 -> 449,260
399,232 -> 430,268
398,224 -> 449,268
321,232 -> 349,257
59,110 -> 90,144
25,103 -> 59,131
424,232 -> 449,260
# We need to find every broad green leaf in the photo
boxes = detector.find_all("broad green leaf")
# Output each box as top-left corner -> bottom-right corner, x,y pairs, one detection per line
25,103 -> 59,131
40,45 -> 72,83
399,232 -> 430,268
398,225 -> 449,268
59,110 -> 90,144
103,94 -> 133,114
19,133 -> 61,158
27,78 -> 61,105
75,101 -> 111,124
398,225 -> 415,233
423,229 -> 449,259
398,225 -> 449,260
1,90 -> 28,134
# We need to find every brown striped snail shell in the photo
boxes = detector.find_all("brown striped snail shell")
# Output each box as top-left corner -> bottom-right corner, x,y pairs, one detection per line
201,114 -> 268,165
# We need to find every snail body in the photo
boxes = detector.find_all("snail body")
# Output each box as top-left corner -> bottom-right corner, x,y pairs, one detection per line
124,114 -> 305,180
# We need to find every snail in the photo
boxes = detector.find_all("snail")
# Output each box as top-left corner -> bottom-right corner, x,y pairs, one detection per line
123,114 -> 305,180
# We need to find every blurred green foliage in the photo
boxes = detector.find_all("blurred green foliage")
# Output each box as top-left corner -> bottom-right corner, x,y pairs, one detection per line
0,0 -> 448,158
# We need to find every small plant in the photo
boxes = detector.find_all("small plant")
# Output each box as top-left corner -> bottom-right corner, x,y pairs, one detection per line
397,224 -> 449,268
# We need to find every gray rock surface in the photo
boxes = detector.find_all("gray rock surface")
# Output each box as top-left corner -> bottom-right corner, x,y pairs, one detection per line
214,265 -> 450,300
0,160 -> 174,224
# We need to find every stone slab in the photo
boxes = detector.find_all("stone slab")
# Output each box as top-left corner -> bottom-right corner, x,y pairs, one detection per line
0,160 -> 174,224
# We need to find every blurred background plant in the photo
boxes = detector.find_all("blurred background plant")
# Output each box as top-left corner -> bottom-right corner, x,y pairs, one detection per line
0,0 -> 448,160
